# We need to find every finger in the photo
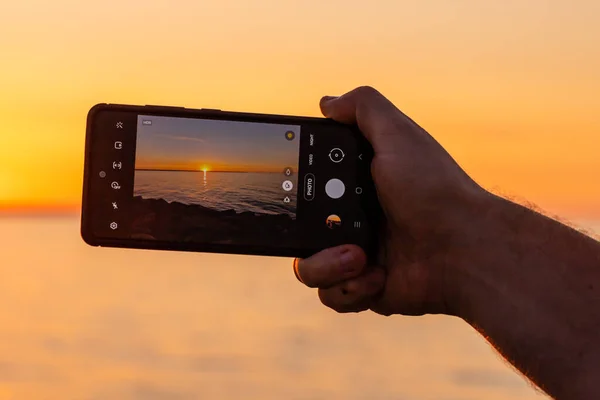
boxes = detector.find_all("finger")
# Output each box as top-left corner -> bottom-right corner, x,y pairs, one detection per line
318,267 -> 386,313
293,244 -> 367,288
319,86 -> 421,151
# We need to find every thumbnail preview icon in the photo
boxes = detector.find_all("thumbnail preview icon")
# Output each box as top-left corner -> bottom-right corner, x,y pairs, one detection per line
326,214 -> 341,229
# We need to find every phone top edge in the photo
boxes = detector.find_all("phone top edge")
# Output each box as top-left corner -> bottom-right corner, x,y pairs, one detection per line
87,103 -> 337,125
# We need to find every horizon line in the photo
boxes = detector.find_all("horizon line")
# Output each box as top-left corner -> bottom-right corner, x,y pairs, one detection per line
0,204 -> 80,216
0,205 -> 598,233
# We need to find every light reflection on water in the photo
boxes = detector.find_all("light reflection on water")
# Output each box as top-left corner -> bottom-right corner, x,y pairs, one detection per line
0,217 -> 549,399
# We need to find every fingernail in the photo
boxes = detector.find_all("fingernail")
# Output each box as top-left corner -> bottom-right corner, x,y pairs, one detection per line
293,258 -> 304,284
339,250 -> 356,273
320,95 -> 338,110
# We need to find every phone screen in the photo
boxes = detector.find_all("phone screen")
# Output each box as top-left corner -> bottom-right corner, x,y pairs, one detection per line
82,105 -> 380,258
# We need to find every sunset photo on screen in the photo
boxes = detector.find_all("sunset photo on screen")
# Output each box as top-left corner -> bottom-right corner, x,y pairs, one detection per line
130,115 -> 301,245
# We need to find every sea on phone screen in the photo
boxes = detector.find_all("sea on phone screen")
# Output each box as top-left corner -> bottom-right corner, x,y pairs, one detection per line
134,170 -> 297,217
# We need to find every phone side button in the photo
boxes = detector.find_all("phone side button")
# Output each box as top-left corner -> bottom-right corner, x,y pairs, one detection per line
304,173 -> 315,201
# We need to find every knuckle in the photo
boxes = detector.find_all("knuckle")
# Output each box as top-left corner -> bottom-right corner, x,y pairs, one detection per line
299,245 -> 365,289
354,85 -> 379,97
318,284 -> 367,314
342,279 -> 361,295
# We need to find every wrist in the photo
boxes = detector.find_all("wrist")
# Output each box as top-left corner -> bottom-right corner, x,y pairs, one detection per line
439,188 -> 511,320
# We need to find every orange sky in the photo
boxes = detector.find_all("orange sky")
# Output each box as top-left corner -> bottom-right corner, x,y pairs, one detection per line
1,0 -> 599,222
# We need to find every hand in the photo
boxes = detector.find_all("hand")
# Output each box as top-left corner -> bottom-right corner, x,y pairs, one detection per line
294,86 -> 487,317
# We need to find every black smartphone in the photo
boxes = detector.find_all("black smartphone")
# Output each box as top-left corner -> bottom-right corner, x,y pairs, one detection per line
81,104 -> 381,259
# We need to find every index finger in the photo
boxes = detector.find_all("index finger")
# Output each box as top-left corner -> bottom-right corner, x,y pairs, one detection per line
293,244 -> 367,288
319,86 -> 422,152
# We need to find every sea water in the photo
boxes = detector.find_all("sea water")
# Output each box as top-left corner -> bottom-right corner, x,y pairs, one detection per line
3,216 -> 591,399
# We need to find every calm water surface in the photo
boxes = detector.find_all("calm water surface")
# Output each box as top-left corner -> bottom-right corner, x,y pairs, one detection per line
0,217 -> 574,399
134,171 -> 298,217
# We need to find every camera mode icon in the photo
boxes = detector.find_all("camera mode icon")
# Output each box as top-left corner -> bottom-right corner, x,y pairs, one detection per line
282,180 -> 293,192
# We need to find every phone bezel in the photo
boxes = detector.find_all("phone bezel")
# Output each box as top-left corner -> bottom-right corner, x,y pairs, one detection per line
81,103 -> 379,259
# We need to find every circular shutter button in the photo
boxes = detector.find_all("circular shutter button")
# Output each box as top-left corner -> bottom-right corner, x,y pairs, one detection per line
325,178 -> 345,199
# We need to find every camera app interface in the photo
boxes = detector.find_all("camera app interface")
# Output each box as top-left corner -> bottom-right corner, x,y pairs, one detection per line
87,107 -> 376,255
130,115 -> 301,246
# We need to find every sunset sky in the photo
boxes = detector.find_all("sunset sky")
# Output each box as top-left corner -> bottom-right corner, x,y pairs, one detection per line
135,116 -> 300,172
1,0 -> 599,222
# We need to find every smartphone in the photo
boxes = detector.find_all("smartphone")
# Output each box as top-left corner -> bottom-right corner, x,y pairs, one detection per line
81,104 -> 382,259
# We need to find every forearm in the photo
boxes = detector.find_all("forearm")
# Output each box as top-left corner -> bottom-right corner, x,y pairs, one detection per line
453,192 -> 600,399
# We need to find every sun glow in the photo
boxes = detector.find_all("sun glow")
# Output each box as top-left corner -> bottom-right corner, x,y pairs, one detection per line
1,1 -> 600,220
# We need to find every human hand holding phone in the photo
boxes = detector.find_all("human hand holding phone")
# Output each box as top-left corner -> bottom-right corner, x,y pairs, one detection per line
294,86 -> 600,400
293,86 -> 486,316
